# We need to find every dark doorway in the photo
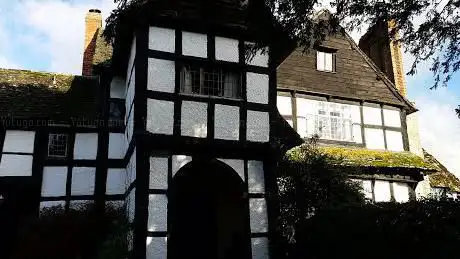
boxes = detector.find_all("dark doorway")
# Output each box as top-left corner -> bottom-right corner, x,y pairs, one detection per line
0,178 -> 37,259
169,159 -> 251,259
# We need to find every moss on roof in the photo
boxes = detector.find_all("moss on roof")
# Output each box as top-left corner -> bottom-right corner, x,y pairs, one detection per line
93,29 -> 113,67
0,68 -> 99,122
424,150 -> 460,192
286,145 -> 438,171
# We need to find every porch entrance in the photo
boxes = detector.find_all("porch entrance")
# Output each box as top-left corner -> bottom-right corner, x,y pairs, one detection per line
169,159 -> 251,259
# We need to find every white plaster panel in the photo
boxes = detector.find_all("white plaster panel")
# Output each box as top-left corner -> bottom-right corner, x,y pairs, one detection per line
172,155 -> 192,177
127,230 -> 134,252
150,157 -> 168,190
109,133 -> 125,159
147,99 -> 174,135
352,124 -> 362,144
127,37 -> 136,79
149,26 -> 175,52
364,128 -> 385,150
181,101 -> 207,138
248,160 -> 265,193
386,130 -> 404,152
40,201 -> 66,210
383,109 -> 401,127
350,104 -> 361,124
127,149 -> 137,186
0,154 -> 33,176
251,237 -> 270,259
363,106 -> 382,125
182,31 -> 207,58
106,200 -> 125,210
361,180 -> 373,200
247,72 -> 269,104
146,236 -> 168,259
69,200 -> 92,210
393,182 -> 410,203
147,58 -> 175,93
214,104 -> 239,140
127,107 -> 134,142
247,111 -> 269,142
71,167 -> 96,195
110,77 -> 126,99
148,194 -> 168,232
249,198 -> 268,233
106,168 -> 127,195
215,36 -> 239,62
246,44 -> 269,67
277,95 -> 292,116
127,188 -> 136,223
374,180 -> 391,202
3,130 -> 35,153
217,159 -> 244,181
41,166 -> 67,197
73,133 -> 98,160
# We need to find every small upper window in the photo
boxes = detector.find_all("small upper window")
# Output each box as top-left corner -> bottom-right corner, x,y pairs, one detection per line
316,50 -> 335,72
48,134 -> 69,158
180,64 -> 242,99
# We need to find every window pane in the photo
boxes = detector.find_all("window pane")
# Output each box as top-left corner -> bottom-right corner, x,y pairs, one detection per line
180,65 -> 241,99
48,134 -> 69,158
316,51 -> 324,71
325,52 -> 333,71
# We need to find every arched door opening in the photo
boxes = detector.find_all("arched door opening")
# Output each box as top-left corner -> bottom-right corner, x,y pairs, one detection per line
169,159 -> 251,259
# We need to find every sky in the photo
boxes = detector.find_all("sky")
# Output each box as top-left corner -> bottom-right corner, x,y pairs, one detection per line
0,0 -> 459,177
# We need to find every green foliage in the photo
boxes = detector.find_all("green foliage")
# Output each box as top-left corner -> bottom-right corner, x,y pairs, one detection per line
276,138 -> 365,256
10,202 -> 128,259
295,199 -> 460,259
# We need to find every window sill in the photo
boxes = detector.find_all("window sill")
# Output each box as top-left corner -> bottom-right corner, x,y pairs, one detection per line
306,138 -> 364,147
316,69 -> 337,74
178,93 -> 243,102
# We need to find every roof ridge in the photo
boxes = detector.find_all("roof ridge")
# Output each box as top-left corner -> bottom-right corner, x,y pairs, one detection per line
342,31 -> 418,113
0,68 -> 95,79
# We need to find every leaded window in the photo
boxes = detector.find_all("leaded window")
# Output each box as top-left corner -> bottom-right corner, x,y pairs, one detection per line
180,65 -> 242,99
48,134 -> 69,158
308,102 -> 353,141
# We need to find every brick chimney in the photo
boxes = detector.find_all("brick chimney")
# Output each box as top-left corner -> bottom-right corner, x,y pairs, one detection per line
359,20 -> 407,97
82,9 -> 102,76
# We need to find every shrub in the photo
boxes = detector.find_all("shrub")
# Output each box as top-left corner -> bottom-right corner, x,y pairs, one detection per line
276,138 -> 365,257
295,199 -> 460,259
9,202 -> 128,259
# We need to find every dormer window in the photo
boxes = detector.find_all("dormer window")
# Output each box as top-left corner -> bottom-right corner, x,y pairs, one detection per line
316,50 -> 336,72
180,64 -> 242,99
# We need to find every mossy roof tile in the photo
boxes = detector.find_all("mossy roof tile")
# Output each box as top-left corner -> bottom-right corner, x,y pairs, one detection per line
424,150 -> 460,192
0,68 -> 99,123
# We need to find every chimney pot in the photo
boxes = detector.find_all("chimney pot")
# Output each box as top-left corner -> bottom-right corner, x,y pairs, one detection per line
89,9 -> 101,13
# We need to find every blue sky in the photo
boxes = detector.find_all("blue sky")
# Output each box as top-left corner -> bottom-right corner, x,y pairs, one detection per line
0,0 -> 459,176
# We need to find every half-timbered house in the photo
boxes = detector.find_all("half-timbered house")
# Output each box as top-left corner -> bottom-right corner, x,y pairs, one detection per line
0,4 -> 439,259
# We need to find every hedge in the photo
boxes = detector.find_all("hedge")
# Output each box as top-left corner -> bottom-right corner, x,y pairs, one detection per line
294,200 -> 460,259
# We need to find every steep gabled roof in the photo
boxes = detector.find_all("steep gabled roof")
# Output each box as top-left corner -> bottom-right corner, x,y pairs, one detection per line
277,21 -> 417,113
0,69 -> 99,124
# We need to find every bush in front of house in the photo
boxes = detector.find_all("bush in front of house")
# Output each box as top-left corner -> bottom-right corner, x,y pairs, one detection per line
294,199 -> 460,259
275,138 -> 366,258
9,202 -> 128,259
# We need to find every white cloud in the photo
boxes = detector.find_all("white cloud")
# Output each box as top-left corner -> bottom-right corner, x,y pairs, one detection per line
413,88 -> 460,177
13,0 -> 116,74
0,56 -> 17,69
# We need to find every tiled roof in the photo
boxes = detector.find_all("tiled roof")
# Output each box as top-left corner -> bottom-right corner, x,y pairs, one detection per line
93,29 -> 113,67
286,145 -> 438,172
0,68 -> 99,124
424,150 -> 460,192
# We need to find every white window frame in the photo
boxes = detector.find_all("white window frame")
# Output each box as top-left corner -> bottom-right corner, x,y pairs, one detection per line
306,101 -> 356,142
316,51 -> 335,72
48,133 -> 69,158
